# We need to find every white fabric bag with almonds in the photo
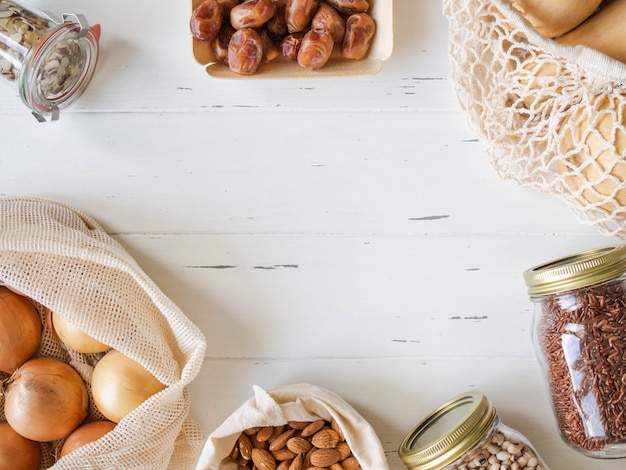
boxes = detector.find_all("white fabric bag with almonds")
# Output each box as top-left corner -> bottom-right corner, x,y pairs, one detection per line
196,383 -> 390,470
0,196 -> 207,469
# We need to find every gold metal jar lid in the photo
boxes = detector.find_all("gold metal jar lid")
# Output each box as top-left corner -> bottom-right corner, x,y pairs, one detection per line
398,391 -> 497,470
523,245 -> 626,297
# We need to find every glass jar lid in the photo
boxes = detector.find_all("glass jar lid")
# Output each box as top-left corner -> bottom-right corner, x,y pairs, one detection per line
398,391 -> 497,470
523,245 -> 626,297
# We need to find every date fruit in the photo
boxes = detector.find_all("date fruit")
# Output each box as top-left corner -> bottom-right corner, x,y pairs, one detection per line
342,13 -> 375,60
261,30 -> 280,63
230,0 -> 277,29
217,0 -> 240,16
311,2 -> 345,42
266,6 -> 289,40
190,0 -> 224,42
280,33 -> 304,61
298,28 -> 334,70
228,28 -> 264,75
212,23 -> 236,65
285,0 -> 320,33
326,0 -> 369,14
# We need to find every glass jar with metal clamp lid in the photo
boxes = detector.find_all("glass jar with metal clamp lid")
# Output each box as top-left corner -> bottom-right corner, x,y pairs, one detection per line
0,0 -> 100,121
398,391 -> 549,470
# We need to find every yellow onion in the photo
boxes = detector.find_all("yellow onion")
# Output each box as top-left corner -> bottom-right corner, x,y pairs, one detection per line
0,422 -> 41,470
60,420 -> 116,457
3,357 -> 89,442
51,311 -> 110,354
91,350 -> 166,423
0,287 -> 42,373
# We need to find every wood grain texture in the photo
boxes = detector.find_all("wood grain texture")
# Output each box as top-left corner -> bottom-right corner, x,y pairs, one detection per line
1,1 -> 623,469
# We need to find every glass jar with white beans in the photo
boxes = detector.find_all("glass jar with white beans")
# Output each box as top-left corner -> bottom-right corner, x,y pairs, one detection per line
398,391 -> 549,470
0,0 -> 99,121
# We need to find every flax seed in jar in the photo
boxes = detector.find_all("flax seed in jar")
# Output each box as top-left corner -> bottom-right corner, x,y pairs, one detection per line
0,0 -> 99,121
524,245 -> 626,458
398,391 -> 549,470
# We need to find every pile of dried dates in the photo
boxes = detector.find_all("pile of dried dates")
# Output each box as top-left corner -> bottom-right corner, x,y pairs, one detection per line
190,0 -> 376,75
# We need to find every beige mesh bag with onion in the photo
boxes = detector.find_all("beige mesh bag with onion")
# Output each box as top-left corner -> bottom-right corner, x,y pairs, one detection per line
0,196 -> 207,469
443,0 -> 626,237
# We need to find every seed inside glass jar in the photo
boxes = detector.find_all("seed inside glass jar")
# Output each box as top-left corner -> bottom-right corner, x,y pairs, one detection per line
37,38 -> 86,99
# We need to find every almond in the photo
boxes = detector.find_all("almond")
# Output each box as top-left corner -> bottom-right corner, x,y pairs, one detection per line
287,436 -> 313,454
276,460 -> 291,470
269,428 -> 297,451
257,426 -> 275,442
251,448 -> 277,470
330,464 -> 344,470
289,453 -> 304,470
272,447 -> 297,461
340,456 -> 361,470
331,419 -> 345,441
311,429 -> 340,449
310,448 -> 341,467
244,426 -> 262,435
238,433 -> 253,460
270,425 -> 286,441
287,421 -> 310,430
251,432 -> 269,450
229,441 -> 240,460
303,447 -> 315,468
335,441 -> 351,460
301,420 -> 325,437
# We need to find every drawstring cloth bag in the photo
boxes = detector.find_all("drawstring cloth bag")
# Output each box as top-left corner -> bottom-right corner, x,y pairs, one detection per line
0,196 -> 207,469
443,0 -> 626,237
196,383 -> 389,470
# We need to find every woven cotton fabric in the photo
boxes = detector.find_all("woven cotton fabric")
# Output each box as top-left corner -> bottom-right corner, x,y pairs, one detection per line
196,383 -> 389,470
0,196 -> 207,469
443,0 -> 626,237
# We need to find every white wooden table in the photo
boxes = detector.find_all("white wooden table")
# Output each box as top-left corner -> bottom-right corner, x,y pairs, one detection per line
2,0 -> 625,468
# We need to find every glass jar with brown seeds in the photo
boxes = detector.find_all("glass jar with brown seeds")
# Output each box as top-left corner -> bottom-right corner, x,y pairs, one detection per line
524,245 -> 626,458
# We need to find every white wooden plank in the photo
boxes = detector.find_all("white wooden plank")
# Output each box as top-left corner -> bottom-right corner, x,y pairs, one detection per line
114,232 -> 615,360
0,111 -> 603,237
189,357 -> 624,469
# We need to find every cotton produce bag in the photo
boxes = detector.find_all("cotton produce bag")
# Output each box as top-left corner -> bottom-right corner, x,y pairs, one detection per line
197,383 -> 389,470
444,0 -> 626,237
0,196 -> 207,469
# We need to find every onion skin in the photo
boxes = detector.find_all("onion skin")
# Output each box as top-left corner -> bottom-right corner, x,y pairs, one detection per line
0,287 -> 42,373
60,420 -> 116,457
4,357 -> 89,442
0,422 -> 41,470
91,350 -> 166,423
51,311 -> 110,354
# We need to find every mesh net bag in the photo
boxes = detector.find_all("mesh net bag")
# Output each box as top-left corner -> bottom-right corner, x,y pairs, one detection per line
0,196 -> 207,469
443,0 -> 626,237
